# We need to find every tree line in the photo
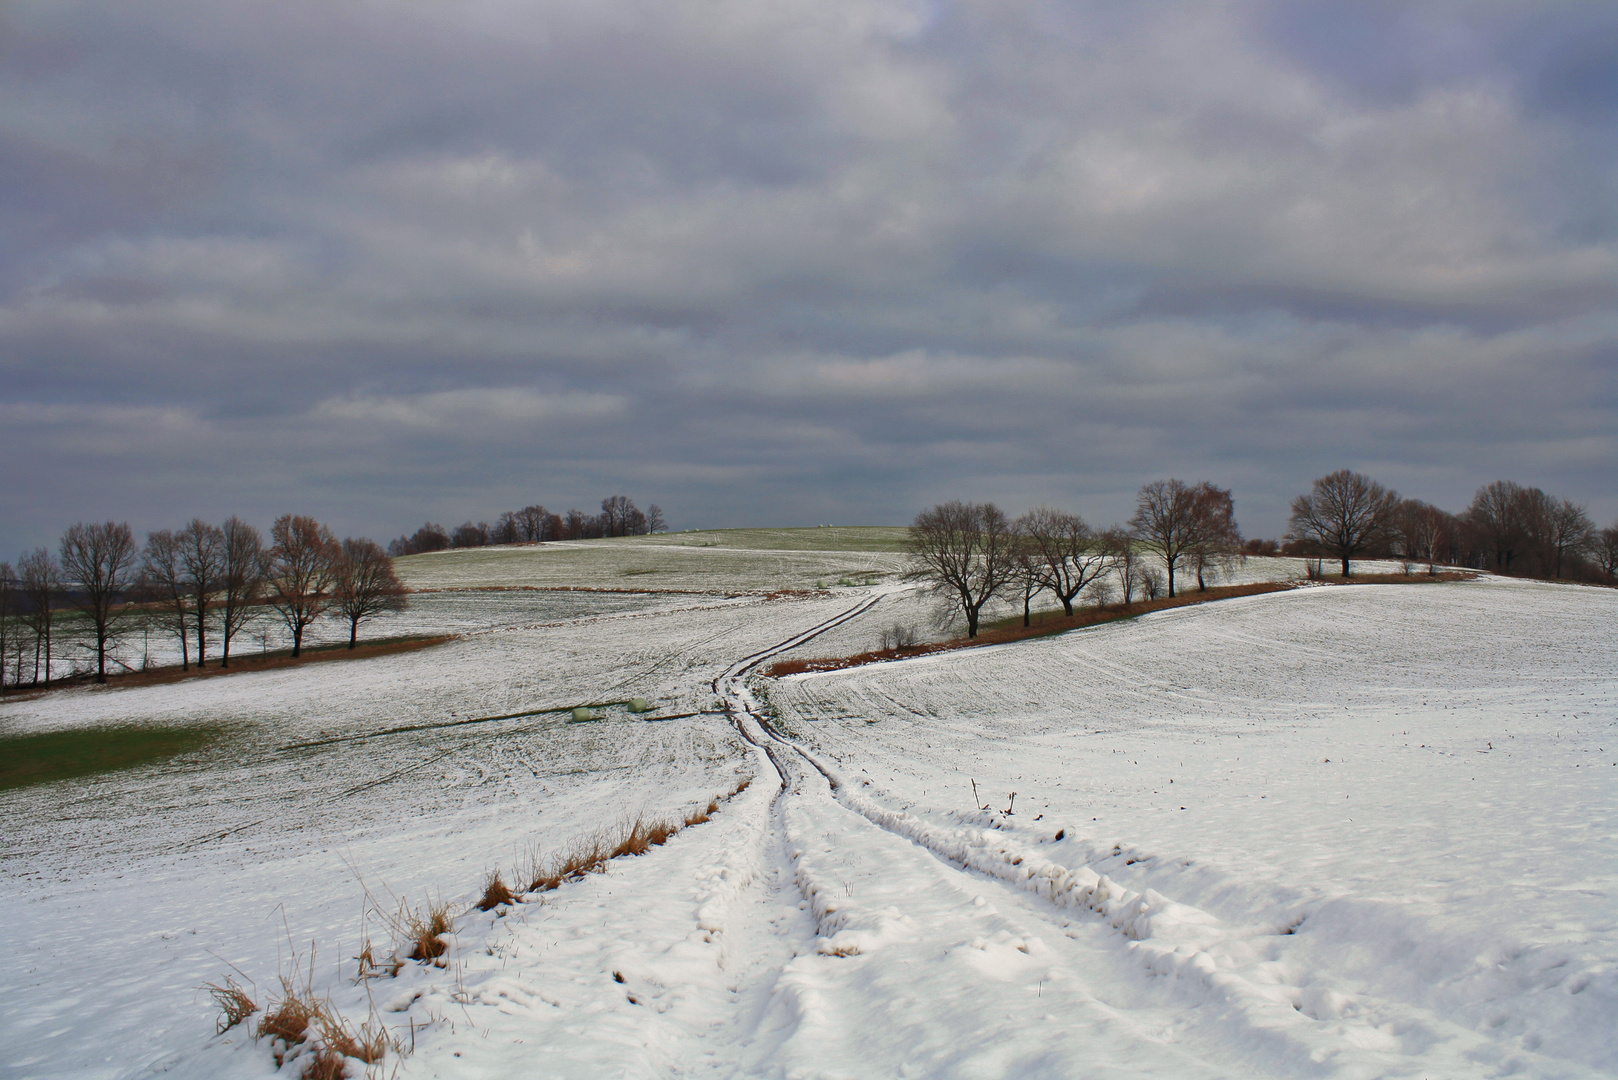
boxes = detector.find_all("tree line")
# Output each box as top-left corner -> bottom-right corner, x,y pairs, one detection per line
0,515 -> 407,689
908,472 -> 1618,638
389,495 -> 666,555
1280,470 -> 1616,581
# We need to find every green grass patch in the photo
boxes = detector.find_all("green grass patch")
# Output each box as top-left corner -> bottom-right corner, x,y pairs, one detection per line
0,723 -> 226,791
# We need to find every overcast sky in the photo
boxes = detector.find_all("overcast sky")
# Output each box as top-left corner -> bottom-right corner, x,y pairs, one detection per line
2,0 -> 1614,553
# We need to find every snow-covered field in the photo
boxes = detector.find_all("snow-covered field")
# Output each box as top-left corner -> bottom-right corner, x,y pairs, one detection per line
1,541 -> 1612,1080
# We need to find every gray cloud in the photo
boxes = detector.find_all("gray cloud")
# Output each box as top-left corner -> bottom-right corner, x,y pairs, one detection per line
2,0 -> 1614,553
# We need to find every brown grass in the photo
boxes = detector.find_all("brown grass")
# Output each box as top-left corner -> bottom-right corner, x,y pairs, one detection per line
761,576 -> 1474,677
763,583 -> 1296,676
404,898 -> 453,962
258,977 -> 319,1045
205,977 -> 257,1034
3,634 -> 457,698
476,869 -> 517,911
255,976 -> 389,1075
613,818 -> 677,857
521,777 -> 749,894
314,1012 -> 389,1066
1313,571 -> 1475,584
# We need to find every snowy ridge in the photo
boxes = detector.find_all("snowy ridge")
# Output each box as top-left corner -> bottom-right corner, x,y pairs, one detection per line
772,750 -> 1608,1079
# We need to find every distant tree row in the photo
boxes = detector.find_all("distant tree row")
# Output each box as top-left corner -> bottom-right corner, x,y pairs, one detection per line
0,515 -> 406,689
1280,471 -> 1616,582
909,473 -> 1617,638
907,479 -> 1240,637
389,495 -> 667,555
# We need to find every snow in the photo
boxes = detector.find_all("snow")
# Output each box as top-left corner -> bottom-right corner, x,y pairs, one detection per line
2,559 -> 1613,1079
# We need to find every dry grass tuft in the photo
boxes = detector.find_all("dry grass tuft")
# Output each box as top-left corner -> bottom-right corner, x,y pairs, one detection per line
557,833 -> 615,878
476,869 -> 517,911
405,898 -> 453,962
300,1046 -> 350,1080
612,818 -> 677,858
258,977 -> 319,1045
205,977 -> 257,1034
520,778 -> 748,893
316,1011 -> 389,1065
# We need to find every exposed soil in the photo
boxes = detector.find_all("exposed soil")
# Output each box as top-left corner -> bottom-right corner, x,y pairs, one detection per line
0,634 -> 457,697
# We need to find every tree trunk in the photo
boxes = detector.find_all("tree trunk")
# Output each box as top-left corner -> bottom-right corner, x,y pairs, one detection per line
349,618 -> 359,649
1061,595 -> 1074,616
291,625 -> 303,658
1166,563 -> 1176,598
1023,592 -> 1031,627
96,635 -> 107,683
1341,555 -> 1351,577
966,607 -> 979,638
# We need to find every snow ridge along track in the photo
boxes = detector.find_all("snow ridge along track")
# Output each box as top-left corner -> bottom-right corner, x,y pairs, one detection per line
716,592 -> 1609,1079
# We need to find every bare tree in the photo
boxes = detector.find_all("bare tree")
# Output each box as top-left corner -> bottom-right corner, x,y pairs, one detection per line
1401,500 -> 1454,575
904,501 -> 1017,638
517,505 -> 556,540
1010,532 -> 1043,627
1017,507 -> 1107,616
1545,498 -> 1594,579
495,511 -> 522,546
217,516 -> 266,667
1187,483 -> 1241,591
267,515 -> 339,657
17,548 -> 62,686
1466,480 -> 1525,573
405,522 -> 451,554
177,519 -> 225,666
142,530 -> 193,669
1100,528 -> 1140,605
451,521 -> 490,548
1129,479 -> 1236,597
335,537 -> 409,648
646,504 -> 667,534
1595,523 -> 1618,582
59,521 -> 138,683
0,561 -> 12,689
1287,470 -> 1400,577
601,495 -> 641,537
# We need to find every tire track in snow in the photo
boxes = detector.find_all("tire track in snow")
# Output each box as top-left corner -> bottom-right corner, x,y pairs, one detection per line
714,601 -> 1595,1079
719,679 -> 1243,1077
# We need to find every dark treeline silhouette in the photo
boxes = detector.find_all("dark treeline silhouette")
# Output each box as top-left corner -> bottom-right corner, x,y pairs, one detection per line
1,514 -> 406,690
388,495 -> 667,555
1278,472 -> 1612,582
909,474 -> 1616,638
906,480 -> 1245,638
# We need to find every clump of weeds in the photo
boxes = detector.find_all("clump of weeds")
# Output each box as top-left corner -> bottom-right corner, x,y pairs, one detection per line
476,869 -> 516,911
204,976 -> 257,1034
403,897 -> 454,963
